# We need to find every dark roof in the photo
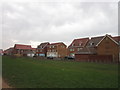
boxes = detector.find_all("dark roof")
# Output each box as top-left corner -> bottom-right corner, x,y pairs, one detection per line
87,35 -> 113,47
14,44 -> 32,50
37,42 -> 49,49
86,36 -> 104,47
48,42 -> 66,47
112,36 -> 120,43
68,38 -> 89,48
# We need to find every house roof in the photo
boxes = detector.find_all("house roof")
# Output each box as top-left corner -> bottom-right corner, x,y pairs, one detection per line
86,36 -> 104,47
37,42 -> 50,49
68,38 -> 89,48
3,47 -> 14,53
112,36 -> 120,43
48,42 -> 66,46
96,34 -> 118,46
14,44 -> 32,50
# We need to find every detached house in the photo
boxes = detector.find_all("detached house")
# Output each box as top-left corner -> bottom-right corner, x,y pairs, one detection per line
36,42 -> 50,57
68,38 -> 89,57
47,42 -> 67,58
3,47 -> 14,55
13,44 -> 35,57
75,34 -> 119,63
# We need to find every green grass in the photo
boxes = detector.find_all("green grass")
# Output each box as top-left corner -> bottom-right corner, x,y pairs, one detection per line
2,56 -> 118,88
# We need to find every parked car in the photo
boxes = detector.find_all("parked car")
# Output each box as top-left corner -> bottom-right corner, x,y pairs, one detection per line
47,57 -> 53,59
64,56 -> 75,60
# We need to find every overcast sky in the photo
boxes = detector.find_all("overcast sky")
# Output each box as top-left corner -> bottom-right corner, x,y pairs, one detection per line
1,0 -> 118,50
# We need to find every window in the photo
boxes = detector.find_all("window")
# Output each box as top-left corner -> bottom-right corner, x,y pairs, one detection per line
72,43 -> 75,46
119,41 -> 120,45
79,42 -> 82,46
70,49 -> 74,51
61,45 -> 64,48
52,46 -> 54,48
90,42 -> 94,46
78,48 -> 82,51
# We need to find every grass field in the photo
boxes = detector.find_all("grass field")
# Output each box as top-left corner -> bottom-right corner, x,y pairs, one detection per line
2,56 -> 118,88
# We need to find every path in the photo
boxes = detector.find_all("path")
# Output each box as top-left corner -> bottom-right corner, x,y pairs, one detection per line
2,78 -> 12,88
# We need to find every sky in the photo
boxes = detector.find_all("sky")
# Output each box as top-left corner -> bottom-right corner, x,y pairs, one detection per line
1,0 -> 118,50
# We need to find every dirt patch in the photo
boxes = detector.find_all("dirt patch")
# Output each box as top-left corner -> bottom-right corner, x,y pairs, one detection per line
2,78 -> 12,88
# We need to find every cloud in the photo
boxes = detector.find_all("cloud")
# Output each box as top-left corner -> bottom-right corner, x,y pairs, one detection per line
2,2 -> 118,50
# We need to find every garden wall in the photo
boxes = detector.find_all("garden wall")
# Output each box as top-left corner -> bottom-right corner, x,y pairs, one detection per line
75,54 -> 113,63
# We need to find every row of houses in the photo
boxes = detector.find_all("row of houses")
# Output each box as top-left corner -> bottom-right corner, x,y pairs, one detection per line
2,34 -> 120,62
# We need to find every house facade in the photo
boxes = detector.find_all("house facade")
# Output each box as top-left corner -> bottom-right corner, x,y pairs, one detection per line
68,38 -> 89,57
36,42 -> 50,57
13,44 -> 35,57
3,47 -> 14,55
75,34 -> 119,62
47,42 -> 67,58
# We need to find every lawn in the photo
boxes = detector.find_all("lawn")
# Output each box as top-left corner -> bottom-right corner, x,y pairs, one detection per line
2,56 -> 118,88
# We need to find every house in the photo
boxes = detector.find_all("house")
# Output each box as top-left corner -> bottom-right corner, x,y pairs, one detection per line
68,38 -> 89,57
47,42 -> 67,58
112,36 -> 120,61
3,47 -> 14,55
36,42 -> 50,57
0,49 -> 3,56
75,34 -> 119,63
13,44 -> 35,57
95,35 -> 119,62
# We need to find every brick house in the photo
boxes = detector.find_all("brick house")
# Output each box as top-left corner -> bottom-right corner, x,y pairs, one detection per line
3,47 -> 14,55
36,42 -> 50,57
75,34 -> 119,62
47,42 -> 67,58
13,44 -> 35,57
68,38 -> 89,57
96,34 -> 119,62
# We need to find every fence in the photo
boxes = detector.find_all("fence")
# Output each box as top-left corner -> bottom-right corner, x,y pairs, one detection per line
75,54 -> 113,63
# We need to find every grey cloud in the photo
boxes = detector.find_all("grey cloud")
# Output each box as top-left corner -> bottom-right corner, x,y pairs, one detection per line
2,2 -> 118,50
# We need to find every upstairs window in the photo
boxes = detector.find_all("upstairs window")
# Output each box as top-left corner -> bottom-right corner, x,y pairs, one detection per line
70,49 -> 74,51
77,48 -> 82,51
72,43 -> 75,46
52,46 -> 55,48
119,41 -> 120,45
79,43 -> 83,46
90,42 -> 94,46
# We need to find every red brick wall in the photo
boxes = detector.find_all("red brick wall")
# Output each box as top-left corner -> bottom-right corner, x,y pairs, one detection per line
97,36 -> 119,62
75,54 -> 113,63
